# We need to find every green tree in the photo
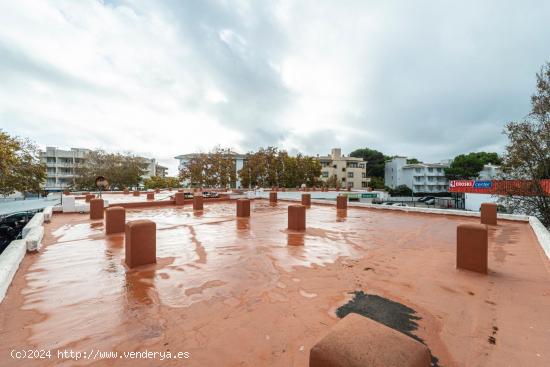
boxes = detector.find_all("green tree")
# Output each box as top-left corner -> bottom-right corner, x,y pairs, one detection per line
0,130 -> 46,196
369,177 -> 385,189
406,158 -> 422,164
143,176 -> 181,190
445,152 -> 502,180
389,184 -> 412,196
238,147 -> 321,188
74,150 -> 148,190
501,61 -> 550,227
349,148 -> 387,178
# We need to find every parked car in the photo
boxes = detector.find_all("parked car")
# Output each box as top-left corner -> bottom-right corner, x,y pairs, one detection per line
393,203 -> 408,207
382,202 -> 394,206
425,198 -> 436,205
417,196 -> 435,202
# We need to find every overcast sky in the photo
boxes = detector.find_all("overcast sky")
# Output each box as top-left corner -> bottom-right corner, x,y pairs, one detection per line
1,1 -> 549,174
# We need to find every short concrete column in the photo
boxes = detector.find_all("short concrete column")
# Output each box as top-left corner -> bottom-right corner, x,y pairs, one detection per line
123,188 -> 129,195
175,192 -> 185,206
288,205 -> 306,231
193,194 -> 203,211
301,193 -> 311,207
336,195 -> 347,210
309,313 -> 431,367
236,199 -> 250,217
480,203 -> 497,225
147,192 -> 155,200
125,220 -> 156,268
63,189 -> 70,196
155,188 -> 160,193
105,207 -> 125,234
90,198 -> 104,220
269,192 -> 278,203
457,223 -> 488,274
85,194 -> 95,203
133,190 -> 140,197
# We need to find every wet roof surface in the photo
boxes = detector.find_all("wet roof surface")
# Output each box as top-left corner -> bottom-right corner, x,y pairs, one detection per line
1,201 -> 549,366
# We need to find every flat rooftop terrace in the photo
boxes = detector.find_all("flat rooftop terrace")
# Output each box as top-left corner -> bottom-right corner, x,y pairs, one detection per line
1,201 -> 549,366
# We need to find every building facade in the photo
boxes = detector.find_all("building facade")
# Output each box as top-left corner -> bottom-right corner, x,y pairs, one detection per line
41,147 -> 162,191
385,157 -> 449,193
316,148 -> 369,189
175,151 -> 246,188
155,164 -> 168,177
40,147 -> 90,191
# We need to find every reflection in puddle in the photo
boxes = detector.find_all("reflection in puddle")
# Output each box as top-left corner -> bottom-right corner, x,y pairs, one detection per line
236,218 -> 250,230
287,232 -> 305,246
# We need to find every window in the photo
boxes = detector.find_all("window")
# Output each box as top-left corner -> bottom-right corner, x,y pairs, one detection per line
348,182 -> 354,188
362,172 -> 366,178
342,167 -> 346,172
322,171 -> 329,178
341,177 -> 346,182
348,172 -> 354,178
347,162 -> 358,168
415,168 -> 421,173
428,167 -> 433,172
362,181 -> 368,188
359,163 -> 365,168
436,168 -> 442,172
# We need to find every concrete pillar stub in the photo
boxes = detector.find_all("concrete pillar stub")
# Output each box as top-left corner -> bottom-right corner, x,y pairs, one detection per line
336,195 -> 348,210
90,198 -> 104,220
175,192 -> 185,206
105,206 -> 125,234
457,223 -> 488,274
288,205 -> 306,231
480,203 -> 497,225
193,194 -> 203,211
125,219 -> 156,268
302,193 -> 311,207
236,199 -> 251,217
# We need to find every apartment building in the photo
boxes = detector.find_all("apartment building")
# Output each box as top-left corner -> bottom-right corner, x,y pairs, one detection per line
155,164 -> 168,177
385,157 -> 449,193
41,147 -> 162,191
317,148 -> 369,189
40,147 -> 90,191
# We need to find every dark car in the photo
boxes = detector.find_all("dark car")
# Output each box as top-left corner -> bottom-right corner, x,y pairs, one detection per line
0,211 -> 34,254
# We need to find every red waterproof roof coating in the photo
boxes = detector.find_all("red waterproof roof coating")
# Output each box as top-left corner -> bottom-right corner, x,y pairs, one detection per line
449,179 -> 550,195
1,201 -> 549,366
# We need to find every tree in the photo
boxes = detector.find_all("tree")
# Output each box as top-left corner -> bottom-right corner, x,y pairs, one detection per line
500,61 -> 550,227
178,147 -> 237,188
0,130 -> 46,196
406,158 -> 422,164
444,152 -> 502,180
349,148 -> 387,178
143,176 -> 181,189
389,184 -> 412,196
238,147 -> 321,188
369,177 -> 385,189
74,150 -> 148,190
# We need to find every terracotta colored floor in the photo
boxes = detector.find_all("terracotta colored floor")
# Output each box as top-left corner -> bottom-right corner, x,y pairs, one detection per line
1,201 -> 549,366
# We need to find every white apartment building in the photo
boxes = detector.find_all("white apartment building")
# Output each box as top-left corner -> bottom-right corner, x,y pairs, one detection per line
317,148 -> 369,189
175,151 -> 246,188
41,147 -> 162,191
385,157 -> 449,193
40,147 -> 90,191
